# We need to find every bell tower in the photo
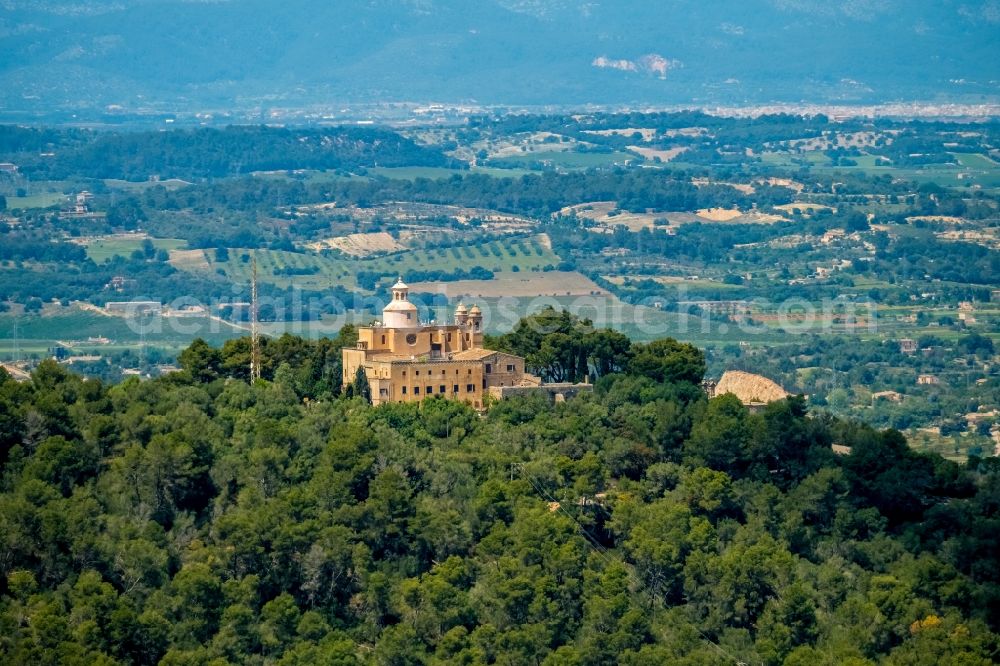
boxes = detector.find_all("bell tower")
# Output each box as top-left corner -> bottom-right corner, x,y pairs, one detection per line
382,277 -> 418,328
468,304 -> 483,348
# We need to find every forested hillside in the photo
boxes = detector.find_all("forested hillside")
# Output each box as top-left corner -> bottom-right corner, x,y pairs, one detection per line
1,320 -> 998,665
0,125 -> 455,181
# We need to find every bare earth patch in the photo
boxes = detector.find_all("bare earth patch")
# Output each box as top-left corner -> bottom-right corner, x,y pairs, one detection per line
557,202 -> 662,231
306,232 -> 405,256
483,132 -> 587,159
741,211 -> 788,224
692,178 -> 755,194
169,249 -> 210,271
697,208 -> 744,222
774,203 -> 836,214
936,229 -> 1000,250
759,177 -> 805,193
627,145 -> 688,162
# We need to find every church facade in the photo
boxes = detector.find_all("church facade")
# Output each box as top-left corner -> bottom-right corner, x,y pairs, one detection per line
342,278 -> 535,408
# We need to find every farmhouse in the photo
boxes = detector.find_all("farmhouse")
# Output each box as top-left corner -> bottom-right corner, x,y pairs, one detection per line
59,191 -> 105,221
344,278 -> 551,408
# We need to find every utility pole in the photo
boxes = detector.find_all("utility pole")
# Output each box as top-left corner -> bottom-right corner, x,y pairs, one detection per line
250,256 -> 262,383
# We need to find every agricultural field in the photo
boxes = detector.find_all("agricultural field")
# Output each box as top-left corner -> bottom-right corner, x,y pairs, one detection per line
168,249 -> 211,271
489,150 -> 639,170
906,427 -> 996,463
305,232 -> 405,256
251,169 -> 368,184
366,165 -> 534,180
558,202 -> 663,231
626,145 -> 688,162
205,234 -> 560,291
603,275 -> 746,292
582,128 -> 658,141
0,307 -> 232,359
408,270 -> 606,299
367,166 -> 469,180
757,147 -> 1000,189
952,152 -> 998,169
5,192 -> 67,210
103,178 -> 193,191
558,201 -> 785,231
773,202 -> 836,215
76,235 -> 186,263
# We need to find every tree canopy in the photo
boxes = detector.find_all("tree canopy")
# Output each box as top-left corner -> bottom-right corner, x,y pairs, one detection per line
0,322 -> 998,665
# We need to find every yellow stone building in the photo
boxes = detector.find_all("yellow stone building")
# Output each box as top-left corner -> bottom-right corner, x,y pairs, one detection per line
342,278 -> 534,408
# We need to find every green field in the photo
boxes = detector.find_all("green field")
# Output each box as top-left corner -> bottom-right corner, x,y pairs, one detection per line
758,150 -> 1000,188
787,152 -> 1000,189
952,152 -> 998,169
367,165 -> 534,180
368,166 -> 470,180
5,192 -> 67,210
103,178 -> 193,191
84,237 -> 187,263
211,235 -> 560,290
0,310 -> 233,352
760,152 -> 833,168
490,150 -> 638,170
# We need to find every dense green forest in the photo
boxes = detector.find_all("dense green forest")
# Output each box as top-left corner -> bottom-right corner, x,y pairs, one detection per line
0,125 -> 456,180
1,317 -> 998,665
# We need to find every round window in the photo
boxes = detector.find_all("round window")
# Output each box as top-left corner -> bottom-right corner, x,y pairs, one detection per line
406,333 -> 417,345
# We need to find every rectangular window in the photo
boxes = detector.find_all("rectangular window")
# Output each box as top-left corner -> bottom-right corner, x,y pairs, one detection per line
453,384 -> 459,393
403,371 -> 407,377
381,335 -> 386,344
440,385 -> 446,394
466,384 -> 474,393
416,370 -> 420,376
402,386 -> 407,395
447,333 -> 452,342
507,364 -> 514,372
427,386 -> 433,394
485,364 -> 492,373
414,386 -> 420,395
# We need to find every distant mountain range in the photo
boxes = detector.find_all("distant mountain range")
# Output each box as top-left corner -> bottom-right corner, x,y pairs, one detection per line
1,0 -> 998,115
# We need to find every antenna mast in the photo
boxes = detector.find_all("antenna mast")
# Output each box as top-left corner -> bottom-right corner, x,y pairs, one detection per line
250,256 -> 262,382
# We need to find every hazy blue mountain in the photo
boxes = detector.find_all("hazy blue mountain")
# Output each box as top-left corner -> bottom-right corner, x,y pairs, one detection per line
1,0 -> 998,114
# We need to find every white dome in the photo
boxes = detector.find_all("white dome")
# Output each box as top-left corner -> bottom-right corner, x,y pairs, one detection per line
383,282 -> 418,328
384,299 -> 417,313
